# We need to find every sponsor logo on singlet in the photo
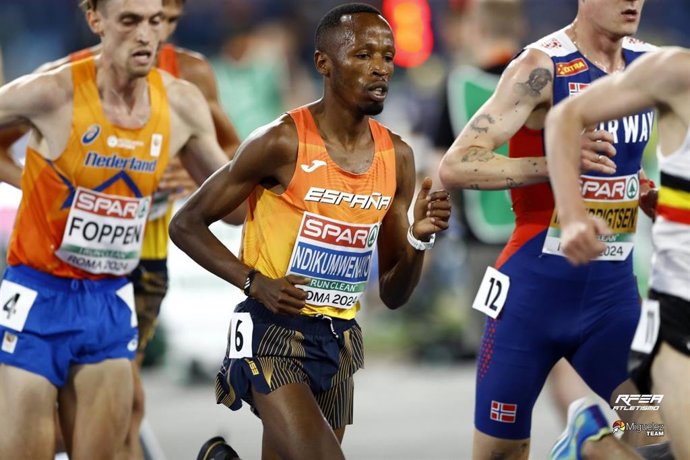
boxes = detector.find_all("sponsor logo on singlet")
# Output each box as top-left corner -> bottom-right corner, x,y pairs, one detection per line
556,58 -> 588,76
539,37 -> 563,50
286,212 -> 379,309
107,135 -> 145,150
83,152 -> 158,173
304,187 -> 392,211
81,124 -> 101,145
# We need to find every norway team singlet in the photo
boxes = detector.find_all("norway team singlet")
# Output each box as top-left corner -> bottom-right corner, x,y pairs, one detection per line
7,57 -> 171,278
240,106 -> 397,320
499,29 -> 656,277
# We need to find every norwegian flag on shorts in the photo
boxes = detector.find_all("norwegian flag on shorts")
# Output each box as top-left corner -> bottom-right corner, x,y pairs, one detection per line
490,400 -> 517,423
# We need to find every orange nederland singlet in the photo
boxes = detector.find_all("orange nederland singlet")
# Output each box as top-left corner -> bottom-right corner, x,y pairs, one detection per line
7,57 -> 171,279
241,106 -> 397,320
65,45 -> 180,262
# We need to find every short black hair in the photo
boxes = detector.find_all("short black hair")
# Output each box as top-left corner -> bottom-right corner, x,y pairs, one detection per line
315,3 -> 383,52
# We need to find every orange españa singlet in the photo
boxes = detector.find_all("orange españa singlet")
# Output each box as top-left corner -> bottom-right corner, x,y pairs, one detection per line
7,57 -> 171,279
241,106 -> 397,320
67,45 -> 180,262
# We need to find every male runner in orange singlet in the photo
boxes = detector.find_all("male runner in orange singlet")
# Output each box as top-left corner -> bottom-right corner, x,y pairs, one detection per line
0,0 -> 237,458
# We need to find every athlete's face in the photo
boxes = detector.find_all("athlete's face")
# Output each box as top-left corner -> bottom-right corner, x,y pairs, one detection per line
160,0 -> 183,43
91,0 -> 164,77
325,13 -> 395,116
581,0 -> 645,38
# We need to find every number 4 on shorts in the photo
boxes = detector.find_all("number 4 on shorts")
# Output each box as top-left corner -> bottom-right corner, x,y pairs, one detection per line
0,280 -> 38,332
472,266 -> 510,319
229,312 -> 253,359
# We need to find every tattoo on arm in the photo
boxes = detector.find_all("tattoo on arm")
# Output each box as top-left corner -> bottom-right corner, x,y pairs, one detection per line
470,114 -> 495,133
516,67 -> 553,98
461,147 -> 495,163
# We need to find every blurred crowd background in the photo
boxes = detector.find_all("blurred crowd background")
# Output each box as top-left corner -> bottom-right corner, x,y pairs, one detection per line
1,0 -> 689,376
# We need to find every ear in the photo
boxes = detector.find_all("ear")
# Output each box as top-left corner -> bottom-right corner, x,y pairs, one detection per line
86,8 -> 105,37
314,50 -> 331,77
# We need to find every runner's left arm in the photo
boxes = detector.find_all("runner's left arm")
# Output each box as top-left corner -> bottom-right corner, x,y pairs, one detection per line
376,135 -> 451,309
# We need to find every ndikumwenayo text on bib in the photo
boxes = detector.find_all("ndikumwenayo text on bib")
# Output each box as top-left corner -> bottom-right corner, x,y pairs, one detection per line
286,212 -> 379,309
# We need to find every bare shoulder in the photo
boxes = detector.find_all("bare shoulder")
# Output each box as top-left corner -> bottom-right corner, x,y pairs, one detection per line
509,48 -> 554,71
174,47 -> 216,87
648,47 -> 690,91
385,127 -> 415,192
387,128 -> 414,164
12,64 -> 73,112
503,48 -> 554,84
34,56 -> 72,74
242,113 -> 298,164
34,45 -> 101,74
162,72 -> 208,122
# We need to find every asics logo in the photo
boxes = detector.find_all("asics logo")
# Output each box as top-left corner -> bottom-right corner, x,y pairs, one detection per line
301,160 -> 327,173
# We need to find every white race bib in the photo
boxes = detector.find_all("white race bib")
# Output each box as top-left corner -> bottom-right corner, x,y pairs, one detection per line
472,266 -> 510,319
56,187 -> 151,275
147,190 -> 171,222
229,313 -> 253,358
631,299 -> 660,354
286,212 -> 379,310
543,174 -> 639,261
0,280 -> 38,332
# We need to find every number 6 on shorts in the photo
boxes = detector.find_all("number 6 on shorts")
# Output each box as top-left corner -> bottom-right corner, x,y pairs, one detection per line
472,266 -> 510,319
229,312 -> 253,358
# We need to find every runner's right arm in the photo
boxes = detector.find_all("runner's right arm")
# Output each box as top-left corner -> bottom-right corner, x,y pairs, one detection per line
0,55 -> 83,187
169,114 -> 309,315
439,49 -> 617,191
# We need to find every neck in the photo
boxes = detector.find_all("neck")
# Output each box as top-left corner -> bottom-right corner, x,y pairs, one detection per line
95,56 -> 148,111
312,97 -> 370,149
568,18 -> 626,73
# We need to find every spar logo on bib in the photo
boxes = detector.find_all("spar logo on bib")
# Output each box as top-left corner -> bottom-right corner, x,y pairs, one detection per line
580,175 -> 639,201
56,188 -> 150,275
286,213 -> 379,309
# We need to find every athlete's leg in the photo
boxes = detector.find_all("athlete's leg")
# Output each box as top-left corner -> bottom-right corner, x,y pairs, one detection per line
473,431 -> 529,460
126,266 -> 166,460
581,436 -> 640,460
547,358 -> 591,423
652,343 -> 690,458
570,277 -> 666,447
0,365 -> 58,460
472,300 -> 566,459
58,359 -> 133,460
252,383 -> 344,460
125,354 -> 146,460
